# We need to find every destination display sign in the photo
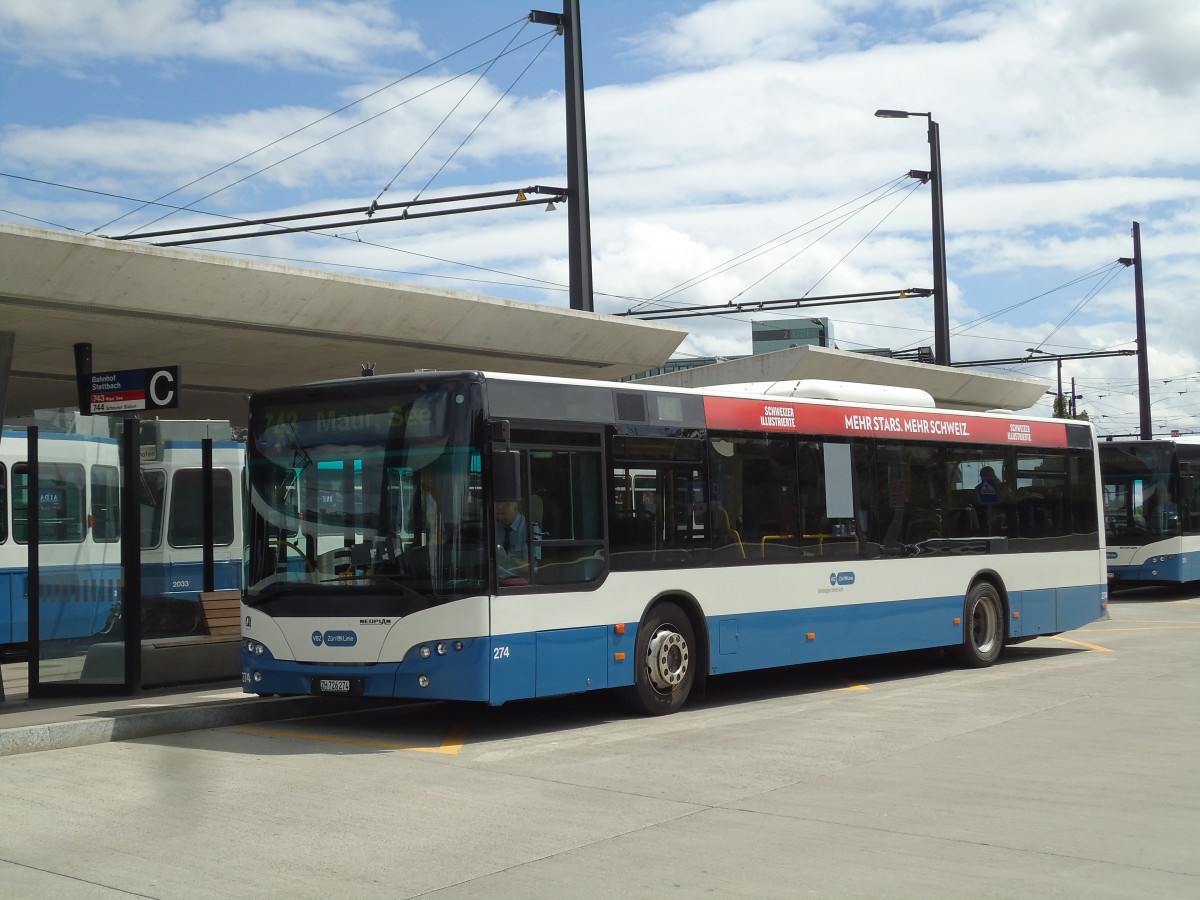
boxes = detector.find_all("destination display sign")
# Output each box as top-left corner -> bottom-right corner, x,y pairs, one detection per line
703,396 -> 1072,449
87,366 -> 181,414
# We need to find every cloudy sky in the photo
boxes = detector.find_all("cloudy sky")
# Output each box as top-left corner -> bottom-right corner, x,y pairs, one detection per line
2,0 -> 1198,435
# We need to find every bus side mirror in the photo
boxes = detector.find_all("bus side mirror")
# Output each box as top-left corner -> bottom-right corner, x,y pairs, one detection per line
492,449 -> 521,502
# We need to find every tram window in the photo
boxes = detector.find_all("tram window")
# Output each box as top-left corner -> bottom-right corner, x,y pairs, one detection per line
141,469 -> 166,549
91,464 -> 120,542
168,468 -> 235,547
13,462 -> 86,544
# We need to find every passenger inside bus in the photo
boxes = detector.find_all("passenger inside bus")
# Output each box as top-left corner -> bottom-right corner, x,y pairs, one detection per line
495,500 -> 541,577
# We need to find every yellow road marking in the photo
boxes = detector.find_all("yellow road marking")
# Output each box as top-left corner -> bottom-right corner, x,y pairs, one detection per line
1046,635 -> 1113,652
434,718 -> 472,754
231,718 -> 471,754
835,682 -> 869,691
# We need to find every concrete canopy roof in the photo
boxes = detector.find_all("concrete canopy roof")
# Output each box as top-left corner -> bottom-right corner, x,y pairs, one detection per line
0,224 -> 686,424
636,344 -> 1051,413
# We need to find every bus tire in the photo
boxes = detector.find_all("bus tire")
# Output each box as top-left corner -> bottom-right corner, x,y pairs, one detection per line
622,602 -> 696,715
951,581 -> 1005,668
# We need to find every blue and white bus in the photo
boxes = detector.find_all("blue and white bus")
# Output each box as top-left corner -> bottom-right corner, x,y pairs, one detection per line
241,371 -> 1108,714
1100,437 -> 1200,584
0,421 -> 244,653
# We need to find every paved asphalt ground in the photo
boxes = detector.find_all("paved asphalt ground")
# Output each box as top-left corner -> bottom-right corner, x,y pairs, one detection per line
0,586 -> 1196,898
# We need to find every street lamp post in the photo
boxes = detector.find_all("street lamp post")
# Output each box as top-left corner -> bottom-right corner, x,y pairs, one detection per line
875,109 -> 950,366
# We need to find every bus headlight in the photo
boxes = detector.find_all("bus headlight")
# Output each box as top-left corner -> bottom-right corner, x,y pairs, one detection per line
419,645 -> 432,659
418,675 -> 430,688
436,642 -> 447,656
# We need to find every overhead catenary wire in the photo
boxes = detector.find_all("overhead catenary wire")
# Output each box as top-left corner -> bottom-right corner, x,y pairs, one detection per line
1,171 -> 267,229
620,178 -> 926,325
771,179 -> 923,303
1027,264 -> 1126,353
890,261 -> 1129,353
626,174 -> 914,313
0,204 -> 87,234
102,18 -> 552,238
371,21 -> 553,209
405,31 -> 558,205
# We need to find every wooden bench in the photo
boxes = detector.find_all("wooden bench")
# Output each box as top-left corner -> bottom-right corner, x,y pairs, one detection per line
81,591 -> 244,687
198,590 -> 242,639
149,591 -> 242,649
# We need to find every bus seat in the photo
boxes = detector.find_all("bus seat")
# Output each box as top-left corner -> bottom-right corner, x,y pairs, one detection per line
715,506 -> 745,560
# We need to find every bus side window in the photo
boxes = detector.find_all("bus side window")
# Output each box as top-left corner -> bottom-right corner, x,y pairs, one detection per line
1181,474 -> 1198,534
528,444 -> 604,584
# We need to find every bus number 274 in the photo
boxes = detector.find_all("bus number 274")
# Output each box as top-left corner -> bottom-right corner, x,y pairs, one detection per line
493,646 -> 510,660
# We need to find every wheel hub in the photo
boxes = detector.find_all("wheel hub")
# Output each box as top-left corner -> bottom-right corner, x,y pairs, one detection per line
646,628 -> 689,691
973,601 -> 998,653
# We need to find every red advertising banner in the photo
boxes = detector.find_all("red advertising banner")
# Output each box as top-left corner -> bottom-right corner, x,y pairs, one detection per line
703,396 -> 1072,449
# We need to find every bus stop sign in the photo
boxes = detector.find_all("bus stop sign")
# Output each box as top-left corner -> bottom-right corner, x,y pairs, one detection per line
86,366 -> 181,414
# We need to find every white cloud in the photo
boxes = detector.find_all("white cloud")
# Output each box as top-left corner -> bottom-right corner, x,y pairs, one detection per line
0,0 -> 422,70
1065,0 -> 1200,98
629,0 -> 847,67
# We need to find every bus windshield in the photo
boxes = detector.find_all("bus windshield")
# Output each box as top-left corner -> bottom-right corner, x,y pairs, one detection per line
245,377 -> 485,614
1100,442 -> 1178,543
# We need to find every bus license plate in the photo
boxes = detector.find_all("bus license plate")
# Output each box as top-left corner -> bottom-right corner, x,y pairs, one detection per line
319,678 -> 351,694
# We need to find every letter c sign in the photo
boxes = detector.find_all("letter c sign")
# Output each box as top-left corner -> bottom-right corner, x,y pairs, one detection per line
146,366 -> 181,410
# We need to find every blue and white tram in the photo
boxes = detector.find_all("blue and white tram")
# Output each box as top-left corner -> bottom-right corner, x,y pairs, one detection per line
139,436 -> 244,601
0,422 -> 244,652
0,429 -> 124,649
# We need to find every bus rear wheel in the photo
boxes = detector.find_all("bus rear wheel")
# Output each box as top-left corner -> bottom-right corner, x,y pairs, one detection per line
622,602 -> 696,715
951,581 -> 1005,668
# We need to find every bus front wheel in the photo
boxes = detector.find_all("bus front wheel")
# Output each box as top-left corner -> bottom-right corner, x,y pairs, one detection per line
622,602 -> 696,715
951,581 -> 1005,668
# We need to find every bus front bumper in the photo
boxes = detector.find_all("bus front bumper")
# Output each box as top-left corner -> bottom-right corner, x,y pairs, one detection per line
240,638 -> 490,702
